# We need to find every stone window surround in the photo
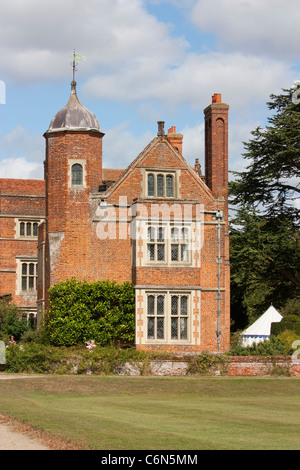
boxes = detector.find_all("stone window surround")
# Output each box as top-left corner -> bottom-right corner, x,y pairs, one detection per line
141,168 -> 180,199
15,218 -> 43,240
15,256 -> 38,295
137,220 -> 194,267
68,158 -> 87,189
139,289 -> 194,345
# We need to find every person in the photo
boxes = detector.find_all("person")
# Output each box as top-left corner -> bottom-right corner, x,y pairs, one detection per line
8,336 -> 16,345
85,340 -> 96,350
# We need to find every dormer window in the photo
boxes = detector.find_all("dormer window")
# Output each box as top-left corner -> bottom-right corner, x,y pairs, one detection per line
146,171 -> 176,198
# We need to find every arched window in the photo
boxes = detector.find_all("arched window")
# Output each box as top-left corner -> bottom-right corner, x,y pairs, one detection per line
166,175 -> 174,197
157,174 -> 164,197
146,172 -> 175,198
71,163 -> 83,186
148,174 -> 155,197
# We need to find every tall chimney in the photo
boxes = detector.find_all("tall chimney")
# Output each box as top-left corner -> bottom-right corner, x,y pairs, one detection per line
204,93 -> 229,201
157,121 -> 165,137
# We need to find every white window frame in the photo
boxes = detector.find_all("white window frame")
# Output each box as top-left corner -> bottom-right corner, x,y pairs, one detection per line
145,222 -> 191,266
16,258 -> 38,295
145,291 -> 191,344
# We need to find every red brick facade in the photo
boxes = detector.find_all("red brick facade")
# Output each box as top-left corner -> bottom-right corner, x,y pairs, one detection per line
0,85 -> 230,353
0,179 -> 45,319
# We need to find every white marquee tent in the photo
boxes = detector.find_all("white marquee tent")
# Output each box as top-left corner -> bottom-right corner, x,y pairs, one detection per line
241,305 -> 282,347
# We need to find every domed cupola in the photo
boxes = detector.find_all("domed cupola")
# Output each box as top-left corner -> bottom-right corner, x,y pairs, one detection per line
46,80 -> 101,134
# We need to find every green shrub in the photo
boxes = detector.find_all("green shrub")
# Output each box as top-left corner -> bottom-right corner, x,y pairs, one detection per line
229,336 -> 286,356
44,278 -> 135,347
5,343 -> 151,375
187,353 -> 228,375
277,330 -> 299,355
0,299 -> 31,342
271,314 -> 300,336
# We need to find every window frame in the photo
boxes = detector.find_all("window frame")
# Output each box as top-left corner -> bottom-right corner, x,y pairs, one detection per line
145,291 -> 191,343
68,159 -> 86,189
71,163 -> 83,186
146,223 -> 191,266
17,220 -> 41,239
16,258 -> 38,295
145,170 -> 177,198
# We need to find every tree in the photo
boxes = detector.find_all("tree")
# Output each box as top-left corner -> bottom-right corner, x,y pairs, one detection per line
0,298 -> 30,341
230,206 -> 300,328
230,86 -> 300,222
229,85 -> 300,329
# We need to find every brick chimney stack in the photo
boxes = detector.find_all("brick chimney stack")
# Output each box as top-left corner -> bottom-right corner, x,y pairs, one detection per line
204,93 -> 229,201
167,126 -> 183,154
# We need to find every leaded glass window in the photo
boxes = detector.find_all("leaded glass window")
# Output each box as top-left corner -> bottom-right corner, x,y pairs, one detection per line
146,172 -> 175,197
21,261 -> 37,292
146,292 -> 190,342
71,163 -> 83,186
170,227 -> 189,263
19,221 -> 39,238
148,174 -> 155,197
157,174 -> 164,197
170,295 -> 188,340
147,226 -> 165,262
166,175 -> 174,197
147,294 -> 165,340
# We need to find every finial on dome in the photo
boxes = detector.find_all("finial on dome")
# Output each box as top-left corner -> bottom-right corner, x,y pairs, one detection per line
71,49 -> 86,83
70,80 -> 77,94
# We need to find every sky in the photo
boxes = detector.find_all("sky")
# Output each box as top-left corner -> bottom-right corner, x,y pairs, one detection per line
0,0 -> 300,182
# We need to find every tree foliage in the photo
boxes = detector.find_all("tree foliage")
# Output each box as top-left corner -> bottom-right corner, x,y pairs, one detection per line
230,86 -> 300,221
229,85 -> 300,329
44,279 -> 135,347
0,298 -> 30,341
230,206 -> 300,328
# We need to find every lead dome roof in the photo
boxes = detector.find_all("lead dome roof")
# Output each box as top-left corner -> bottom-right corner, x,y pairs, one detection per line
46,81 -> 101,133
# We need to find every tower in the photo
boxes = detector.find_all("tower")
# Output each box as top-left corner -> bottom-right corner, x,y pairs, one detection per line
42,80 -> 104,306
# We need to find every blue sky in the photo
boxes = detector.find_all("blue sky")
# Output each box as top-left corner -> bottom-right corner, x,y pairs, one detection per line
1,0 -> 300,182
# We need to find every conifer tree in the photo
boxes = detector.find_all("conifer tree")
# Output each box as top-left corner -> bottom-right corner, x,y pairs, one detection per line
229,85 -> 300,329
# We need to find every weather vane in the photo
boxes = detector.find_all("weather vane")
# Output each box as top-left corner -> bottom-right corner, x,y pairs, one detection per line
69,49 -> 86,82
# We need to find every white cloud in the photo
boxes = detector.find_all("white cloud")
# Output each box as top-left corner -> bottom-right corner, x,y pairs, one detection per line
191,0 -> 300,60
0,126 -> 44,178
0,157 -> 43,179
0,0 -> 186,83
0,126 -> 44,161
85,50 -> 294,114
103,122 -> 152,169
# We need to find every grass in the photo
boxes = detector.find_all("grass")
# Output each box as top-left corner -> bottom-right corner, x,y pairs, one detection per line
0,374 -> 300,450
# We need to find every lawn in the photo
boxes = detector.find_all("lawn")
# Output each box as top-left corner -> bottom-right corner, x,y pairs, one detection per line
0,374 -> 299,450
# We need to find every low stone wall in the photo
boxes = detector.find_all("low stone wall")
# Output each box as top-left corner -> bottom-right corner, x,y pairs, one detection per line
227,356 -> 300,377
116,357 -> 300,377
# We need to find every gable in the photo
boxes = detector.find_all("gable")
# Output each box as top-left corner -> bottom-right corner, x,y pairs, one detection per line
102,136 -> 215,206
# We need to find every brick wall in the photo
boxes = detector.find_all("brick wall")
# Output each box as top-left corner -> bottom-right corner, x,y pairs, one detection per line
0,179 -> 45,310
40,94 -> 230,353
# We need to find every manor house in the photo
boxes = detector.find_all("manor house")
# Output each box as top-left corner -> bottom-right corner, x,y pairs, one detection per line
0,81 -> 230,352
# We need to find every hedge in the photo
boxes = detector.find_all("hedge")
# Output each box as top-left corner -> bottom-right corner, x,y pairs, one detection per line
44,278 -> 135,347
271,314 -> 300,336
